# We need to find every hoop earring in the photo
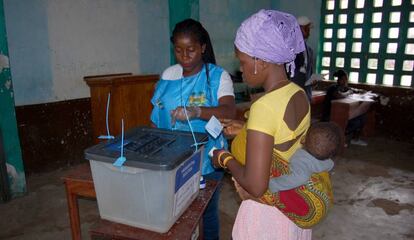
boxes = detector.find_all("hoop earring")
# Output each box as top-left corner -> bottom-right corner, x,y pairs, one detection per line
254,58 -> 257,75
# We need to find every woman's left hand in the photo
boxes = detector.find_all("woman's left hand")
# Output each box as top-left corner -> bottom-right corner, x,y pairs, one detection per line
220,118 -> 244,139
232,177 -> 259,201
212,149 -> 225,168
171,106 -> 201,123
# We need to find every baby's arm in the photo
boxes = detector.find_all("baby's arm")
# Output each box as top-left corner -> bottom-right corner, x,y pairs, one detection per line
268,158 -> 311,192
268,151 -> 334,193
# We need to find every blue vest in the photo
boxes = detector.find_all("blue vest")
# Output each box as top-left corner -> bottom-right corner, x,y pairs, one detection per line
150,64 -> 228,175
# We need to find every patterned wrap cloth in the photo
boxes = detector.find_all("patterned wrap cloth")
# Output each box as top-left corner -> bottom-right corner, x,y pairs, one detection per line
234,9 -> 305,77
231,119 -> 333,229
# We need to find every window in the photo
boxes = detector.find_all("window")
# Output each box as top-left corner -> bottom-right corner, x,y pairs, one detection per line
318,0 -> 414,87
351,58 -> 360,69
353,28 -> 363,38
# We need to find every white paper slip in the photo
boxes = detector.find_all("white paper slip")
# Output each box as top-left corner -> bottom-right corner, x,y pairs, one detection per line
348,93 -> 376,102
305,73 -> 328,86
205,115 -> 223,139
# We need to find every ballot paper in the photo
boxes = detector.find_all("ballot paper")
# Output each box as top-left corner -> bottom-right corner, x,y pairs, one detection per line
305,73 -> 328,86
205,115 -> 223,139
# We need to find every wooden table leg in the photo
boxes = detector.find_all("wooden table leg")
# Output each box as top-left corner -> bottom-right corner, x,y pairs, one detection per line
199,218 -> 203,240
65,182 -> 82,240
62,163 -> 96,240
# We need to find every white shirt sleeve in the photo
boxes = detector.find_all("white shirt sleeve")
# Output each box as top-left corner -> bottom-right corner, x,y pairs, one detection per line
161,64 -> 183,80
217,71 -> 235,99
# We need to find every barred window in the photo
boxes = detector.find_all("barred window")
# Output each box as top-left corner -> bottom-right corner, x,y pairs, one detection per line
318,0 -> 414,87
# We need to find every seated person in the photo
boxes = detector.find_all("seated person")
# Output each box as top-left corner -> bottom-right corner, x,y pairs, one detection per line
321,69 -> 371,146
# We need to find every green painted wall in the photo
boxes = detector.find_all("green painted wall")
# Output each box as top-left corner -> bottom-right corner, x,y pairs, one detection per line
0,1 -> 26,198
168,0 -> 200,64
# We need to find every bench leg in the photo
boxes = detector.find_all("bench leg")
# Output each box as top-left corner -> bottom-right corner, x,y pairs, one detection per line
65,183 -> 82,240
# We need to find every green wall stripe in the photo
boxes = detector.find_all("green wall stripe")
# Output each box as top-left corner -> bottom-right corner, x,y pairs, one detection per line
0,1 -> 26,198
168,0 -> 200,65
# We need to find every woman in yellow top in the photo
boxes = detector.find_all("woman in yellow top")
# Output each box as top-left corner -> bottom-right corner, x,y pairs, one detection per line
212,10 -> 333,239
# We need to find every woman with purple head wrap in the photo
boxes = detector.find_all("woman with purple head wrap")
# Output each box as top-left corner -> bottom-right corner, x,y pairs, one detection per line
212,10 -> 333,239
234,9 -> 305,78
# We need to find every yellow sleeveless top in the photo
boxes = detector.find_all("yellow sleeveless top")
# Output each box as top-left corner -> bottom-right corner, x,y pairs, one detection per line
231,82 -> 333,228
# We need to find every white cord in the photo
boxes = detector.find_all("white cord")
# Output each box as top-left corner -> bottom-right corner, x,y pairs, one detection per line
98,93 -> 114,139
183,105 -> 199,152
106,93 -> 111,137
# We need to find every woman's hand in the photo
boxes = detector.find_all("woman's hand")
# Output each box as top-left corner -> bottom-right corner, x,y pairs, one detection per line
220,119 -> 244,139
171,106 -> 201,124
232,177 -> 259,201
212,149 -> 226,168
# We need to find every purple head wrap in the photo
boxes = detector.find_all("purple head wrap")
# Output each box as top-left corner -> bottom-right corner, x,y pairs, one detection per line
235,9 -> 305,77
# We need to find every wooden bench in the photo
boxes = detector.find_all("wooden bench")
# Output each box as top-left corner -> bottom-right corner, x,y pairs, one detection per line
62,163 -> 96,240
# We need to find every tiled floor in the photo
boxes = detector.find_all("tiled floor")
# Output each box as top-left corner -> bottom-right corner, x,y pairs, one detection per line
1,136 -> 413,240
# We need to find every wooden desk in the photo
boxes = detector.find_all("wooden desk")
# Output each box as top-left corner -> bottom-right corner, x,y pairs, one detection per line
331,98 -> 375,137
89,180 -> 219,240
62,163 -> 96,240
84,74 -> 158,143
310,90 -> 326,119
311,90 -> 326,105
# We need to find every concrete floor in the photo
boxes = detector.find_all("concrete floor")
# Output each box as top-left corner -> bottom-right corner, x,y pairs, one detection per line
1,136 -> 414,240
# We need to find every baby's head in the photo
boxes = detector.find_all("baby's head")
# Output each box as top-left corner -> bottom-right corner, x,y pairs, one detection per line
304,122 -> 343,160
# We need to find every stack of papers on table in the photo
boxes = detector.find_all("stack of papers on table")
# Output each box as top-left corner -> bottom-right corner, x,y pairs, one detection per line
348,91 -> 378,102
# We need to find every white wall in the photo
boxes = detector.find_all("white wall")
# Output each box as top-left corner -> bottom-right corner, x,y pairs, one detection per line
201,0 -> 322,74
200,0 -> 273,75
273,0 -> 323,57
4,0 -> 323,106
4,0 -> 169,106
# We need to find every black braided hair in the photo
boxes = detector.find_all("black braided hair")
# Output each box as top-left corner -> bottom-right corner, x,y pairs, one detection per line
170,18 -> 216,65
171,19 -> 216,100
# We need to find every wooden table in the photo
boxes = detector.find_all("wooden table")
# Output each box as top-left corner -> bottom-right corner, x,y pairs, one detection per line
311,90 -> 326,105
62,163 -> 96,240
331,98 -> 375,137
89,180 -> 218,240
62,163 -> 218,240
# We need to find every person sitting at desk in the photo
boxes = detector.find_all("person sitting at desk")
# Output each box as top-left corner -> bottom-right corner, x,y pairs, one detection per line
321,69 -> 372,146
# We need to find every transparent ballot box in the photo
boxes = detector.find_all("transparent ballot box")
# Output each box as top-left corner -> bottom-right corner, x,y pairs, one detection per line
85,127 -> 207,233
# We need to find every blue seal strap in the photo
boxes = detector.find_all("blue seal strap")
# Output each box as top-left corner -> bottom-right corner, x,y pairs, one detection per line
113,119 -> 126,167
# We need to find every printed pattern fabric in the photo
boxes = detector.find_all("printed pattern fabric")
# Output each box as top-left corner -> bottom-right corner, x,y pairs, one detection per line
260,151 -> 333,229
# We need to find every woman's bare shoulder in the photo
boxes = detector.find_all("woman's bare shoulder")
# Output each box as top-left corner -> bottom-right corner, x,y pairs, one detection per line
284,90 -> 309,130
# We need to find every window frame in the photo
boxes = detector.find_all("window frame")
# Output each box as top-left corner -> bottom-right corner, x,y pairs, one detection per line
317,0 -> 414,87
